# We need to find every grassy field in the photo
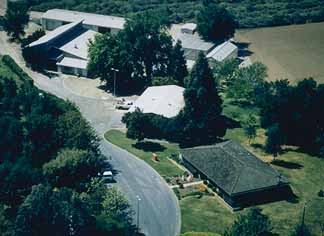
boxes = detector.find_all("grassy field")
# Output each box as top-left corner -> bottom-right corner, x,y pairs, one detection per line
236,22 -> 324,84
104,129 -> 183,179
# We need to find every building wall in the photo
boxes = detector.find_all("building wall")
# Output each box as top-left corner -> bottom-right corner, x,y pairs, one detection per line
58,64 -> 88,77
42,18 -> 64,31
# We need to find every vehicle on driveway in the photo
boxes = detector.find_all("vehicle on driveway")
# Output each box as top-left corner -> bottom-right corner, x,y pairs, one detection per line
101,171 -> 114,183
115,100 -> 133,110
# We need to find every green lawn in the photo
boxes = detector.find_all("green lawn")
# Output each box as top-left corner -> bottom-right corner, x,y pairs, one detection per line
104,130 -> 183,179
0,56 -> 31,86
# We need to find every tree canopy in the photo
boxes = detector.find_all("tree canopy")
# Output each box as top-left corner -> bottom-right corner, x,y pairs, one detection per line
196,1 -> 236,42
3,0 -> 29,40
0,56 -> 137,235
88,10 -> 187,94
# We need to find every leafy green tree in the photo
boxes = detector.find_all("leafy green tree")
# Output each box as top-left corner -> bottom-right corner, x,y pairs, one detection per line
97,187 -> 135,235
122,108 -> 148,142
152,76 -> 179,86
88,10 -> 186,93
243,115 -> 257,144
265,123 -> 283,161
196,1 -> 236,41
43,149 -> 105,189
179,52 -> 226,146
227,62 -> 268,104
224,208 -> 272,236
3,0 -> 29,40
14,184 -> 95,236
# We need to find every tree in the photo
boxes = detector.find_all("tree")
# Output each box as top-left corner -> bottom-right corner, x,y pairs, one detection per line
179,52 -> 226,146
243,115 -> 257,144
122,108 -> 148,142
226,62 -> 268,104
14,184 -> 95,236
43,149 -> 105,189
265,123 -> 283,161
169,41 -> 188,86
224,208 -> 272,236
3,0 -> 29,40
196,1 -> 236,41
88,10 -> 186,93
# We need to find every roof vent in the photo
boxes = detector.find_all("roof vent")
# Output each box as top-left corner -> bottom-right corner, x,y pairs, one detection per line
74,44 -> 78,49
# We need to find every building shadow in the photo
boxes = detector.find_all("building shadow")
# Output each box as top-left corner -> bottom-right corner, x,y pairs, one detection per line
233,41 -> 253,57
237,185 -> 298,208
132,141 -> 166,152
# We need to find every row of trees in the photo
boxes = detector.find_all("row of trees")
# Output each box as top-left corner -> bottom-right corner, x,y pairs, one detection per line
0,58 -> 137,235
88,10 -> 188,94
122,53 -> 227,147
28,0 -> 324,29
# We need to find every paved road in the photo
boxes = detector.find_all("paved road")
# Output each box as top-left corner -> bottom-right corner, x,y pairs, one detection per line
0,32 -> 180,236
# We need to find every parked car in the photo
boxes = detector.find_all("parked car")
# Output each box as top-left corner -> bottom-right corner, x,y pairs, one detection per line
115,100 -> 133,110
100,171 -> 114,183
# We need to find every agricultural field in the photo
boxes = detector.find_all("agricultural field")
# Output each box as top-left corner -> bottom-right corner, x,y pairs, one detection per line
236,22 -> 324,84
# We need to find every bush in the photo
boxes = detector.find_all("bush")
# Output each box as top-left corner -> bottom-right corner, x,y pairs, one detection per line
1,55 -> 30,81
21,29 -> 45,48
173,188 -> 181,200
318,190 -> 324,198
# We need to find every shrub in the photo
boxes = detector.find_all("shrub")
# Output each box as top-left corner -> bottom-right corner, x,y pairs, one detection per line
173,188 -> 181,200
1,55 -> 30,81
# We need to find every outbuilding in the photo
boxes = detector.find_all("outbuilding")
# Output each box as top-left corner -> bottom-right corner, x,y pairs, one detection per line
129,85 -> 185,118
180,140 -> 290,210
206,41 -> 238,62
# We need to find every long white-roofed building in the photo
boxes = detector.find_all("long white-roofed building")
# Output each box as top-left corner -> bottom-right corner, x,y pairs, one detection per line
41,9 -> 126,34
24,9 -> 127,77
129,85 -> 185,118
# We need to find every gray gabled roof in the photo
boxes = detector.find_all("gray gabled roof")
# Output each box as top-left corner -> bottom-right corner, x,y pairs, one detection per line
181,140 -> 288,196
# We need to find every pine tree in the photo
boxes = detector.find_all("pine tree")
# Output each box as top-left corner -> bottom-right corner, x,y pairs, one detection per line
179,52 -> 226,146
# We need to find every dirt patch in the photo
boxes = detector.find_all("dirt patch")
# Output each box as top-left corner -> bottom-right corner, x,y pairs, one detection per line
235,22 -> 324,84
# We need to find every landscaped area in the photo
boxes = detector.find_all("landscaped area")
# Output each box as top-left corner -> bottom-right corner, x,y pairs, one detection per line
104,129 -> 184,179
179,119 -> 324,236
236,22 -> 324,84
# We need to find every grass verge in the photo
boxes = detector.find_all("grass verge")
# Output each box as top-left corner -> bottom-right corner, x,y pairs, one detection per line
104,129 -> 183,179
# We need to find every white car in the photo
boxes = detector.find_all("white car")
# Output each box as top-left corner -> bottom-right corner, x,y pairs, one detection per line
101,171 -> 114,183
115,101 -> 133,110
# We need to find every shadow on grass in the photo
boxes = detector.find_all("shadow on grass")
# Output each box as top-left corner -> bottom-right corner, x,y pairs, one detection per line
132,141 -> 166,152
233,41 -> 254,57
271,159 -> 303,169
224,116 -> 241,129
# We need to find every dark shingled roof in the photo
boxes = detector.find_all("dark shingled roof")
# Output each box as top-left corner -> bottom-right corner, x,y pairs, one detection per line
181,140 -> 288,196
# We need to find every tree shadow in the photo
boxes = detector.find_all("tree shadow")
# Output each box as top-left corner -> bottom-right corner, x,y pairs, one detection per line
132,141 -> 166,152
271,159 -> 303,169
224,115 -> 241,129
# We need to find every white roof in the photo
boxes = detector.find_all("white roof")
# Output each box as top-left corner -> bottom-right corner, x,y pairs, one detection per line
42,9 -> 126,30
170,24 -> 214,51
206,41 -> 238,62
28,20 -> 82,47
56,57 -> 88,70
59,29 -> 97,60
181,23 -> 197,32
129,85 -> 185,118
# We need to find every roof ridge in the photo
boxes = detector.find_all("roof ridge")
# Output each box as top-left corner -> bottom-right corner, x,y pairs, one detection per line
230,164 -> 245,194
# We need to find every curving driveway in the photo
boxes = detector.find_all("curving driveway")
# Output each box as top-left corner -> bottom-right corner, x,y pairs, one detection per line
0,32 -> 180,236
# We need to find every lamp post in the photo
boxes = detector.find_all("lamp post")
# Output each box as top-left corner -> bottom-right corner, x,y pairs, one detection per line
136,195 -> 141,233
111,68 -> 119,97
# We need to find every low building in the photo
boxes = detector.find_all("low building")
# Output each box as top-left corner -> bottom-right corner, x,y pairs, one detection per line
170,24 -> 215,61
129,85 -> 185,118
25,20 -> 95,76
41,9 -> 125,34
206,41 -> 238,62
180,140 -> 289,210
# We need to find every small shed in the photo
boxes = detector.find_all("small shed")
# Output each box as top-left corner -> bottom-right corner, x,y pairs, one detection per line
180,23 -> 197,34
206,41 -> 238,62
